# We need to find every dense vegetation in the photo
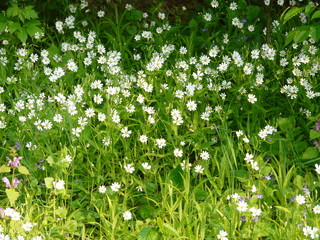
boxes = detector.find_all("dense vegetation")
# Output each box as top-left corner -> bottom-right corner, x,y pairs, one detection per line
0,0 -> 319,239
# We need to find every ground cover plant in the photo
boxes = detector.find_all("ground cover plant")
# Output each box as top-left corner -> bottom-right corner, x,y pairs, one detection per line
0,0 -> 320,239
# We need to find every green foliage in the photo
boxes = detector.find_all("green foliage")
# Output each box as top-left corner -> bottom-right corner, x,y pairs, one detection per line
0,2 -> 43,43
282,3 -> 320,45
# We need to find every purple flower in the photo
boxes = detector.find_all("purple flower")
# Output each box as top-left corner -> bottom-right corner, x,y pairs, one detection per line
240,216 -> 246,222
257,193 -> 263,199
14,142 -> 21,150
314,122 -> 320,131
7,156 -> 22,168
2,177 -> 11,188
302,186 -> 310,195
265,175 -> 271,180
2,177 -> 21,188
314,141 -> 320,148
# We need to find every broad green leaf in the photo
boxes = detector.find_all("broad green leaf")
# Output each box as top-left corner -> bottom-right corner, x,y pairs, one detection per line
168,165 -> 184,189
310,25 -> 320,42
8,21 -> 21,34
17,28 -> 28,42
293,28 -> 310,43
138,227 -> 161,240
278,117 -> 295,132
126,26 -> 137,35
7,5 -> 20,18
305,4 -> 316,18
6,188 -> 19,205
138,205 -> 156,220
55,208 -> 68,218
18,166 -> 30,175
282,7 -> 304,24
21,5 -> 38,20
0,13 -> 6,33
161,223 -> 179,236
285,29 -> 297,46
311,10 -> 320,20
302,147 -> 319,160
310,129 -> 320,140
247,6 -> 260,21
0,165 -> 11,173
44,177 -> 54,189
46,156 -> 54,166
26,25 -> 42,36
194,189 -> 208,201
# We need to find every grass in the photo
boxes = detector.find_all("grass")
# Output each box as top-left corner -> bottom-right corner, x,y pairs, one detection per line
0,0 -> 319,239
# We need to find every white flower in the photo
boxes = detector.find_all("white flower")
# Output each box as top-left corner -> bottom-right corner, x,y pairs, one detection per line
99,185 -> 107,193
237,201 -> 248,212
22,222 -> 37,232
155,138 -> 166,149
217,230 -> 228,240
249,207 -> 262,217
124,163 -> 135,174
186,100 -> 197,111
139,135 -> 148,143
248,94 -> 257,103
121,127 -> 132,138
110,182 -> 121,192
52,180 -> 65,190
123,211 -> 132,220
313,205 -> 320,214
315,164 -> 320,174
295,194 -> 306,205
174,148 -> 183,157
200,151 -> 210,160
142,162 -> 151,170
236,130 -> 244,137
194,165 -> 204,174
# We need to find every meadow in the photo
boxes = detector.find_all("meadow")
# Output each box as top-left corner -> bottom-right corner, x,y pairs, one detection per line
0,0 -> 320,239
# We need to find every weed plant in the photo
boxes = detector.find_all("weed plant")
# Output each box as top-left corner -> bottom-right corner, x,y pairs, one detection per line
0,0 -> 319,239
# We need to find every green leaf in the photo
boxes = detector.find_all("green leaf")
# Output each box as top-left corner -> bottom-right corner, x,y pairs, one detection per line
310,129 -> 320,140
311,10 -> 320,20
138,227 -> 161,240
17,28 -> 28,42
302,147 -> 319,160
0,13 -> 6,33
285,29 -> 297,46
168,165 -> 184,189
278,117 -> 295,132
247,6 -> 260,21
46,156 -> 54,166
21,5 -> 38,20
310,25 -> 320,42
305,4 -> 316,18
126,25 -> 137,35
282,7 -> 304,24
293,27 -> 310,43
55,208 -> 68,218
188,19 -> 198,29
194,189 -> 208,201
0,165 -> 11,173
7,5 -> 20,18
8,21 -> 21,34
6,188 -> 19,205
138,205 -> 156,220
44,177 -> 54,189
161,223 -> 179,236
18,166 -> 30,175
26,25 -> 42,36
